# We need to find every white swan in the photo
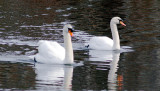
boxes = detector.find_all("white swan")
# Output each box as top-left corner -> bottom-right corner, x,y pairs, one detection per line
88,17 -> 126,50
34,24 -> 74,64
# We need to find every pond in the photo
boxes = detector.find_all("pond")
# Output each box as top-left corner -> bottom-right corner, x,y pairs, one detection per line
0,0 -> 160,90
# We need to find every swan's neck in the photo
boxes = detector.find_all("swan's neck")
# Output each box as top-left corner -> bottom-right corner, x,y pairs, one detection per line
110,22 -> 120,50
63,34 -> 74,64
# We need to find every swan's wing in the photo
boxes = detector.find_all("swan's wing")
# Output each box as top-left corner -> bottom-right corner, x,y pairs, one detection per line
35,40 -> 65,64
89,37 -> 113,50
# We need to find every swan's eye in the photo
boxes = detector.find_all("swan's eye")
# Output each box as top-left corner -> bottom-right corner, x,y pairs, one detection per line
118,19 -> 123,22
68,28 -> 73,32
68,28 -> 74,37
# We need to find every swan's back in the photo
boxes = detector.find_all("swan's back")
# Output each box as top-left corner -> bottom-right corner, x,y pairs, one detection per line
35,40 -> 65,64
89,37 -> 113,50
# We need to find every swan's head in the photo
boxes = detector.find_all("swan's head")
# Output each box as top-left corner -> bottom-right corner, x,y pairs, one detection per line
63,24 -> 74,37
111,17 -> 126,26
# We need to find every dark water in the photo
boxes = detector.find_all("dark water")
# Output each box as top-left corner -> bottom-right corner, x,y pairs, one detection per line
0,0 -> 160,90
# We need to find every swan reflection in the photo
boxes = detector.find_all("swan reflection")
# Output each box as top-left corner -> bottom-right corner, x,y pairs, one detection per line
89,50 -> 122,90
35,64 -> 73,90
108,52 -> 121,90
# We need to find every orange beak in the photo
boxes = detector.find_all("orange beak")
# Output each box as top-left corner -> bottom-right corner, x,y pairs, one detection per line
120,21 -> 126,26
68,30 -> 73,37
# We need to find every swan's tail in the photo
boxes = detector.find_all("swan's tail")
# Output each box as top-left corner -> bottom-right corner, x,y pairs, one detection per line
34,57 -> 37,62
85,45 -> 89,48
28,55 -> 37,62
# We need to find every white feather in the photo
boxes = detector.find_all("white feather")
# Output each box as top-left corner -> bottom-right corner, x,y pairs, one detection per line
35,40 -> 65,64
89,37 -> 113,50
88,17 -> 126,50
34,24 -> 74,64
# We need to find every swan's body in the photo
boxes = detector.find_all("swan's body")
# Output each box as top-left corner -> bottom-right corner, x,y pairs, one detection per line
89,37 -> 113,50
88,17 -> 126,50
35,24 -> 74,64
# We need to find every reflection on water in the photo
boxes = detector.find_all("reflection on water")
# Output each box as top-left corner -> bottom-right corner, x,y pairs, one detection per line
88,50 -> 122,90
0,51 -> 122,91
108,52 -> 120,90
72,50 -> 123,91
89,50 -> 113,62
35,64 -> 73,90
0,0 -> 159,90
0,62 -> 36,89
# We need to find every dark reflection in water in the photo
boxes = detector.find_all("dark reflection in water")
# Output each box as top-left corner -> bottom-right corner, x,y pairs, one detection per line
0,62 -> 36,90
73,51 -> 122,90
0,0 -> 159,91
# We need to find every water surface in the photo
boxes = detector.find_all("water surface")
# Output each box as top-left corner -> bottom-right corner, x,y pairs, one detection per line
0,0 -> 160,90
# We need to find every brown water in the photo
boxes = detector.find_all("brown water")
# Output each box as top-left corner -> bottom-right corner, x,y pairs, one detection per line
0,0 -> 160,90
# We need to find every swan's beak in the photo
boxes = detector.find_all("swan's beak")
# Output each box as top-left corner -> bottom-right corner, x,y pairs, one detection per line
120,21 -> 126,26
68,29 -> 73,37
